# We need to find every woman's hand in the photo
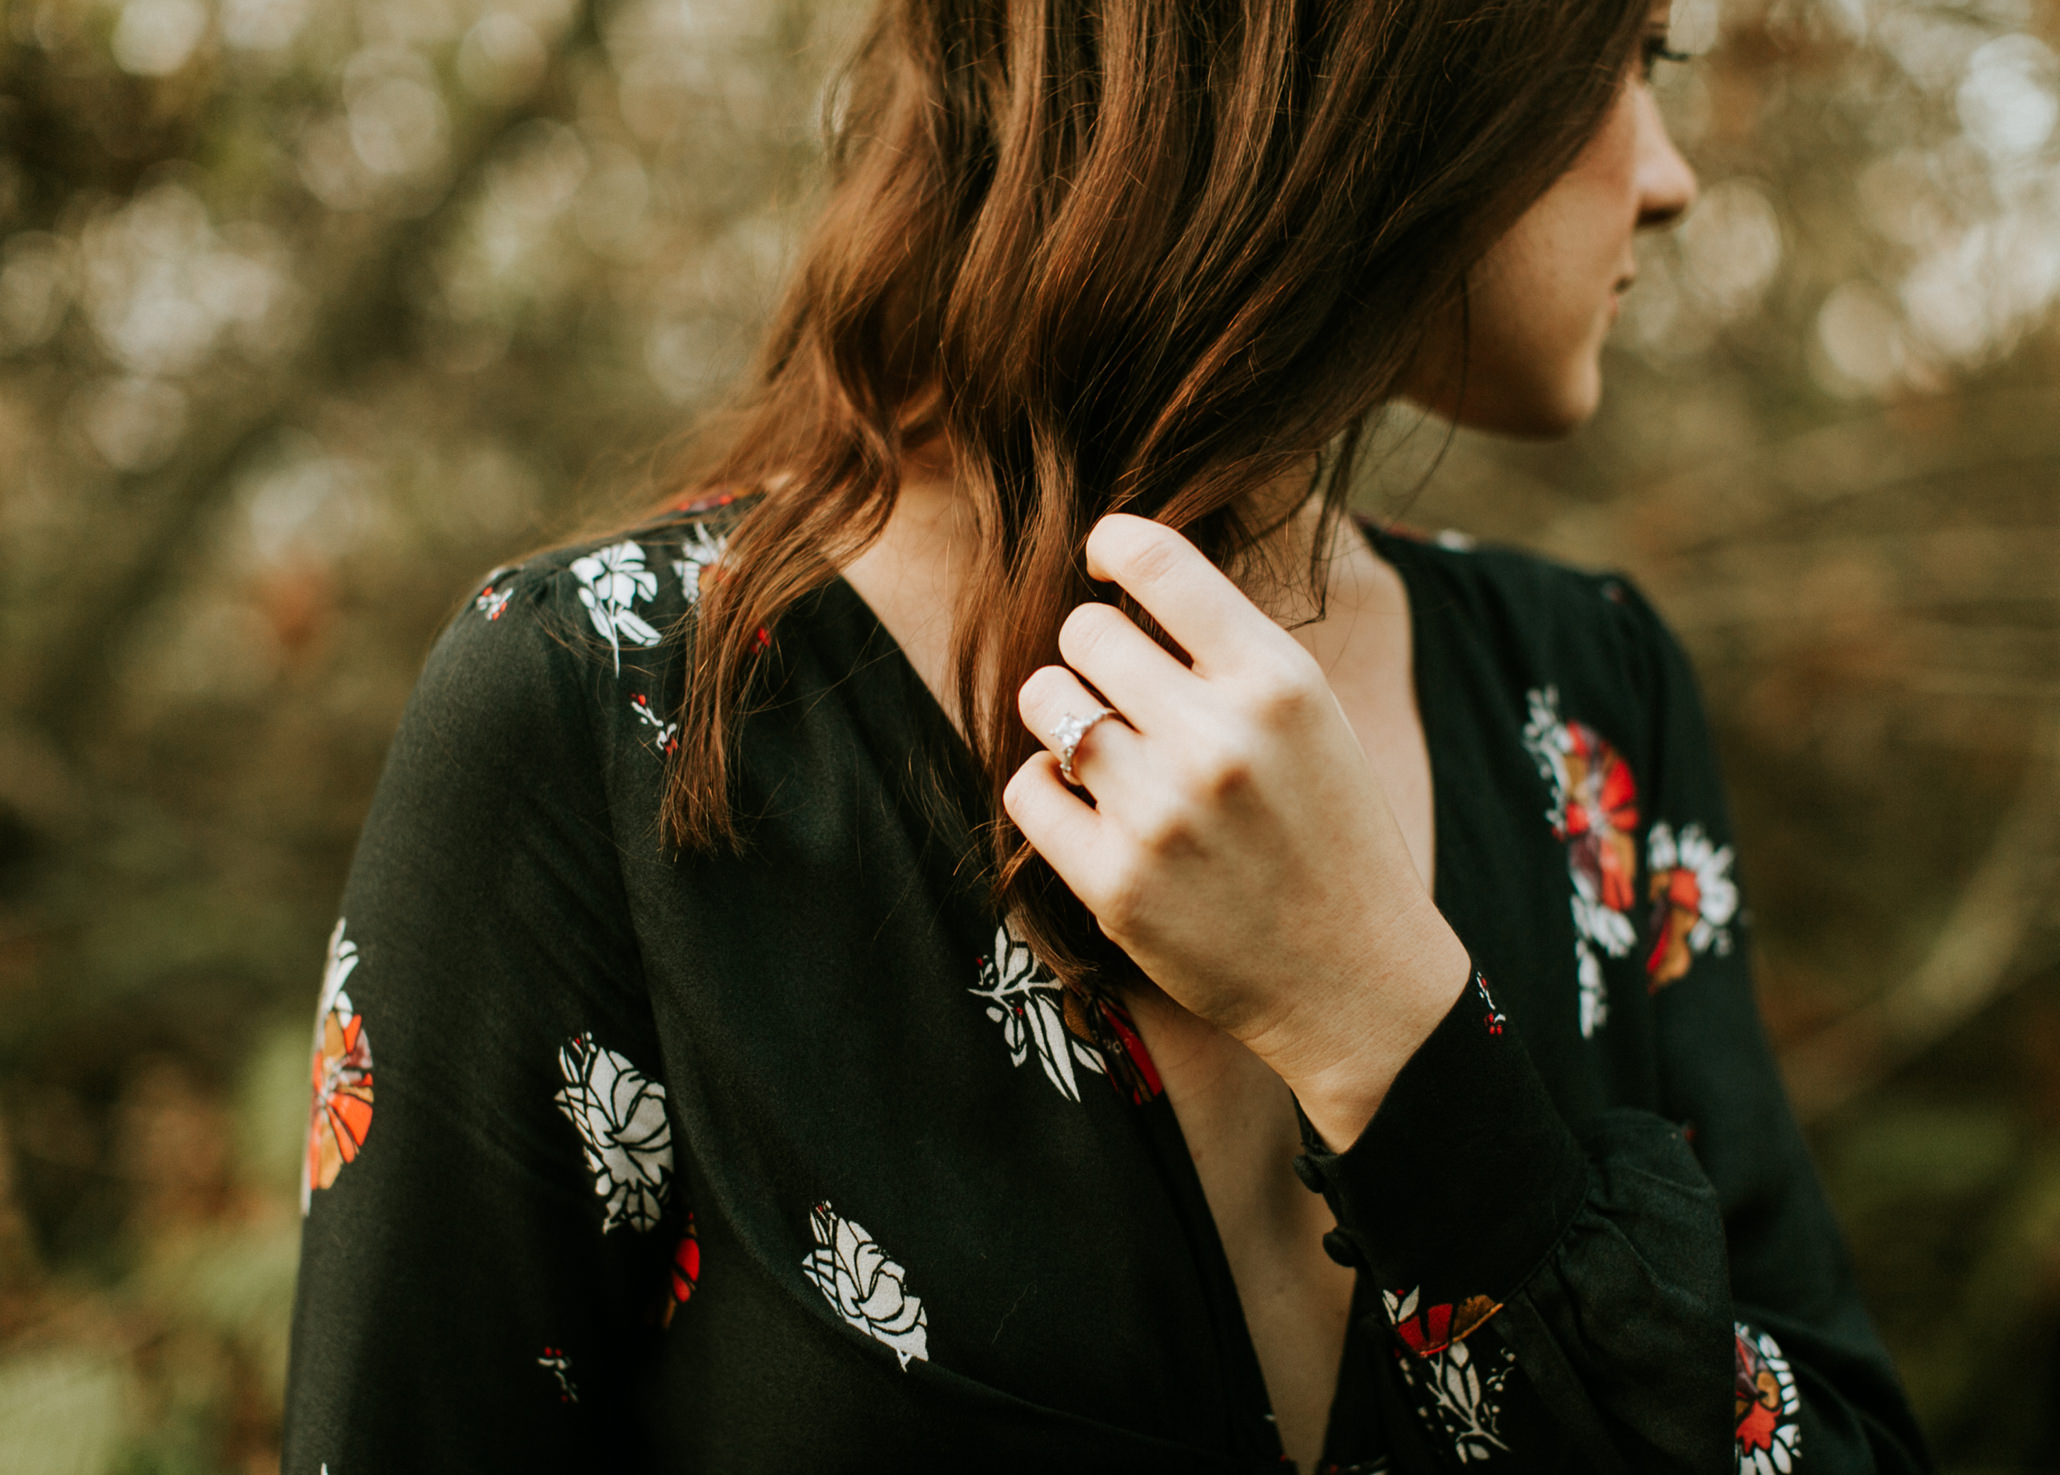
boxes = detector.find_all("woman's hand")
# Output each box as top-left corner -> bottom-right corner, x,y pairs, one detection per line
1002,514 -> 1472,1147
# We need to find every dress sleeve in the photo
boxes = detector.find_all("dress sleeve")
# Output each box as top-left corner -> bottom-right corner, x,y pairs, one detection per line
1292,586 -> 1933,1474
282,565 -> 682,1472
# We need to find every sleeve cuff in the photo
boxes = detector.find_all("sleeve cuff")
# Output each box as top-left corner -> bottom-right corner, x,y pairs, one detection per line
1292,969 -> 1589,1325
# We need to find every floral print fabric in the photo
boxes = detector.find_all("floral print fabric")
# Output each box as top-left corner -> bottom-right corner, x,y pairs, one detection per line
1383,1287 -> 1513,1464
552,1033 -> 673,1234
1521,686 -> 1748,1032
302,919 -> 373,1213
969,919 -> 1165,1106
1646,821 -> 1740,989
801,1201 -> 930,1370
969,920 -> 1111,1101
282,510 -> 1929,1474
1521,686 -> 1643,1037
570,540 -> 663,672
1736,1323 -> 1804,1475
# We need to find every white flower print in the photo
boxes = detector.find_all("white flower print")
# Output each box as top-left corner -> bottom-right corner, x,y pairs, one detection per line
1383,1286 -> 1514,1464
672,523 -> 727,605
969,920 -> 1107,1102
1574,934 -> 1609,1039
1571,884 -> 1637,959
552,1033 -> 673,1233
537,1346 -> 578,1404
570,540 -> 662,672
1520,686 -> 1574,831
313,916 -> 359,1023
801,1201 -> 930,1370
1735,1322 -> 1802,1475
630,692 -> 679,757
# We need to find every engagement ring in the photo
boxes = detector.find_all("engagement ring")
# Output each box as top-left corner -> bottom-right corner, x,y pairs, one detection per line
1050,706 -> 1119,787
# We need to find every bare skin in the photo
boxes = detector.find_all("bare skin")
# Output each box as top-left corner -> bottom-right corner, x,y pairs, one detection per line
838,14 -> 1696,1470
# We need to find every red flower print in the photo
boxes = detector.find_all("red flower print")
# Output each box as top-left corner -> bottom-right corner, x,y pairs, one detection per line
1388,1291 -> 1503,1358
303,921 -> 373,1213
1521,688 -> 1644,1038
1560,722 -> 1640,913
660,1213 -> 701,1327
1382,1286 -> 1513,1463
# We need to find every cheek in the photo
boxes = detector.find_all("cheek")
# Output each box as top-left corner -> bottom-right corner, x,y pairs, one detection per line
1458,221 -> 1609,430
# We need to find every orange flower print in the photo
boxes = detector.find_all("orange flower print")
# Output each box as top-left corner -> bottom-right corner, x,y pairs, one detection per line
1644,821 -> 1738,991
303,920 -> 374,1213
1734,1322 -> 1802,1474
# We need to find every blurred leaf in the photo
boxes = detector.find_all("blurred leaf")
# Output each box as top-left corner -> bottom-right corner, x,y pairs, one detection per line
0,1350 -> 132,1475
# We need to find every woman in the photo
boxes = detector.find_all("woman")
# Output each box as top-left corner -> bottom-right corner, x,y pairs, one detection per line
285,0 -> 1931,1470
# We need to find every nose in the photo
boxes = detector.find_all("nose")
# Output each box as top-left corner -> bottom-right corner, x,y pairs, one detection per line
1634,87 -> 1698,231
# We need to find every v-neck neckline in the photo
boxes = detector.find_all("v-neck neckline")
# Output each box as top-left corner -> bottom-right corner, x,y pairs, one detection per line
817,515 -> 1451,1470
815,515 -> 1450,1466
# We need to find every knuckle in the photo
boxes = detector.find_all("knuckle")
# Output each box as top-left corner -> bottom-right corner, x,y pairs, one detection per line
1196,747 -> 1255,801
1057,602 -> 1116,662
1018,664 -> 1070,717
1131,798 -> 1193,856
1176,727 -> 1253,801
1123,527 -> 1185,587
1094,868 -> 1148,936
1001,760 -> 1041,817
1245,661 -> 1319,724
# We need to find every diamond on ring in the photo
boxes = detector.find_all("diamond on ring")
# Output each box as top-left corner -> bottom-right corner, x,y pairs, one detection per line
1051,706 -> 1119,787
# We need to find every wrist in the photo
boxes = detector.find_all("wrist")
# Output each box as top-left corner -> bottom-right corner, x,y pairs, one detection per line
1269,904 -> 1473,1150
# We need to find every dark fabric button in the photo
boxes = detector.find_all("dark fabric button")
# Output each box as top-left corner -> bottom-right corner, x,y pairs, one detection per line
1291,1153 -> 1325,1193
1320,1229 -> 1362,1268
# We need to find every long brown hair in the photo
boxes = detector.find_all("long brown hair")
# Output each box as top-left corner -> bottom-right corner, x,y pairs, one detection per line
662,0 -> 1651,990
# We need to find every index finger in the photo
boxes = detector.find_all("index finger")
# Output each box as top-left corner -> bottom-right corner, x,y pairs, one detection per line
1083,514 -> 1293,679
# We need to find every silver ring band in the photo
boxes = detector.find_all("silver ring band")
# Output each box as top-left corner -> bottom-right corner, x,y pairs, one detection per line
1050,706 -> 1119,787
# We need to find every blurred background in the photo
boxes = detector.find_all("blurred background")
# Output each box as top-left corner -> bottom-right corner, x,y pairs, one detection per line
0,0 -> 2055,1466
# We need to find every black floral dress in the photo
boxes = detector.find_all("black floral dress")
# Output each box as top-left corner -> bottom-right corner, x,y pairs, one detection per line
284,497 -> 1931,1474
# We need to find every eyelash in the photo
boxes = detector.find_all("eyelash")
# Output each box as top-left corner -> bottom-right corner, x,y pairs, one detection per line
1640,34 -> 1691,81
